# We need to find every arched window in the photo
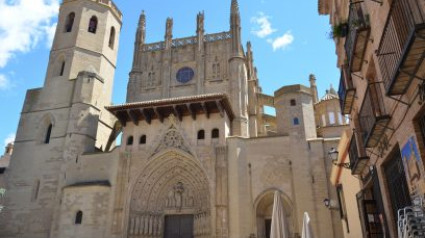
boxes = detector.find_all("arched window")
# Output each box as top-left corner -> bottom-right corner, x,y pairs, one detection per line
127,136 -> 134,145
88,16 -> 98,33
197,130 -> 205,140
59,61 -> 65,76
290,99 -> 296,106
293,118 -> 300,125
44,124 -> 53,144
75,211 -> 83,224
212,129 -> 219,139
65,12 -> 75,33
108,27 -> 116,49
139,135 -> 146,144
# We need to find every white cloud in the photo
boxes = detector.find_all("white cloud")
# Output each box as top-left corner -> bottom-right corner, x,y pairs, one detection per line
270,31 -> 294,51
251,12 -> 277,38
44,22 -> 57,48
4,133 -> 15,147
0,74 -> 11,90
0,0 -> 59,68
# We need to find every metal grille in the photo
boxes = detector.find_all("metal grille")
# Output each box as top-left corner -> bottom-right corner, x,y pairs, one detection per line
377,0 -> 425,92
419,113 -> 425,144
384,150 -> 412,225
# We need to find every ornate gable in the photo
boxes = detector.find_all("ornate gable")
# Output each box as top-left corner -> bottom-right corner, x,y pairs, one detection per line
151,115 -> 192,156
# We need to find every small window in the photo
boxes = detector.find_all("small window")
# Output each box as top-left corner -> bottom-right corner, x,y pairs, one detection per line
212,129 -> 219,139
139,135 -> 146,144
127,136 -> 134,145
65,12 -> 75,33
45,124 -> 53,144
197,130 -> 205,140
293,118 -> 300,125
108,27 -> 116,49
329,112 -> 336,125
290,99 -> 296,106
88,16 -> 98,33
75,211 -> 83,224
59,61 -> 65,76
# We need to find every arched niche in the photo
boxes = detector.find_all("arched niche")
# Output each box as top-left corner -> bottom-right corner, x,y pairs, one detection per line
254,189 -> 295,238
126,149 -> 211,238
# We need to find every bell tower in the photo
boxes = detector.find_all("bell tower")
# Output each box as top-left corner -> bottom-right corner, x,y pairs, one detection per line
0,1 -> 122,237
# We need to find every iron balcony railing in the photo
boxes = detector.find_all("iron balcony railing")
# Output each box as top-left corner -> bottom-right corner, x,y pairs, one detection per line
377,0 -> 425,95
338,64 -> 356,115
345,1 -> 371,72
359,82 -> 391,148
348,133 -> 369,175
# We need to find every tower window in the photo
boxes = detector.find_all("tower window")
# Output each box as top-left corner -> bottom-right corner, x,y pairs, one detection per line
88,16 -> 98,33
293,118 -> 300,125
65,12 -> 75,33
127,136 -> 134,145
329,112 -> 336,125
44,124 -> 53,144
75,211 -> 83,224
290,99 -> 296,106
212,129 -> 219,139
109,27 -> 116,49
59,61 -> 65,76
139,135 -> 146,144
197,130 -> 205,140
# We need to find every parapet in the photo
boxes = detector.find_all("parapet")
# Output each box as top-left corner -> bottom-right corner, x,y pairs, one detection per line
274,84 -> 312,98
62,0 -> 122,20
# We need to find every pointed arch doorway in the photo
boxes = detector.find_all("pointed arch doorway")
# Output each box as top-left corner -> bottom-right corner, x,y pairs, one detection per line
254,190 -> 294,238
127,150 -> 211,238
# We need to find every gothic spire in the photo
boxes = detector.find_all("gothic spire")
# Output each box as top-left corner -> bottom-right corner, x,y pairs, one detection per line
231,0 -> 240,15
230,0 -> 242,56
136,11 -> 146,44
165,17 -> 173,49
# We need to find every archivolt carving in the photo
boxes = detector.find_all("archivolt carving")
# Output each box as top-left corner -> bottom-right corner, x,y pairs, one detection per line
128,151 -> 210,237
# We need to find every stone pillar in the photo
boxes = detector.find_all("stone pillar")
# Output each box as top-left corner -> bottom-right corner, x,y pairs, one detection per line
215,146 -> 229,238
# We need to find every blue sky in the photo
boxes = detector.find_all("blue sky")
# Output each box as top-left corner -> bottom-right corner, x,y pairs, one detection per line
0,0 -> 339,148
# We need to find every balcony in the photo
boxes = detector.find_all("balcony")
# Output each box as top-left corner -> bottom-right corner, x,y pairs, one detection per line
338,64 -> 356,115
359,83 -> 391,148
349,133 -> 369,175
345,1 -> 371,72
377,0 -> 425,95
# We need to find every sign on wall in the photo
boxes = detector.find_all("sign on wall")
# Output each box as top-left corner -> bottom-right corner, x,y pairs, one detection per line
401,137 -> 425,198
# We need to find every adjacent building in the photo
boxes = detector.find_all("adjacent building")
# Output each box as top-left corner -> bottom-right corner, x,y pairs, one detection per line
320,0 -> 425,237
0,0 -> 347,237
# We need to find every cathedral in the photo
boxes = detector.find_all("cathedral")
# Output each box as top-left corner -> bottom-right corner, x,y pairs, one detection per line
0,0 -> 348,238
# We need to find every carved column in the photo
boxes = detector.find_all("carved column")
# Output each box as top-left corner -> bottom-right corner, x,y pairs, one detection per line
215,146 -> 229,238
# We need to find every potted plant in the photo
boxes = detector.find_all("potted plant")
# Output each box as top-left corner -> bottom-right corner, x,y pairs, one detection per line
331,22 -> 348,38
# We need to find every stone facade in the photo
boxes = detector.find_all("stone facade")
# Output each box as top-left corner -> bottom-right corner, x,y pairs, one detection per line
320,0 -> 425,237
0,0 -> 346,237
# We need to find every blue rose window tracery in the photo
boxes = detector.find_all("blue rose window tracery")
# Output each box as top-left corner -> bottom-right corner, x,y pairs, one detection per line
176,67 -> 195,83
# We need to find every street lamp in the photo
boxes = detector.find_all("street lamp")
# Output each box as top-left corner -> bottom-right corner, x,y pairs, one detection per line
328,148 -> 350,169
323,198 -> 340,210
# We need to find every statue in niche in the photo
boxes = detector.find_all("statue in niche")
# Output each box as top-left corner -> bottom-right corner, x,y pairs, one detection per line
185,190 -> 195,207
174,182 -> 184,210
165,182 -> 185,210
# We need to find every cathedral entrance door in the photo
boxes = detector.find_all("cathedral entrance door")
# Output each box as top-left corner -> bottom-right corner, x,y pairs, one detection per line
164,215 -> 194,238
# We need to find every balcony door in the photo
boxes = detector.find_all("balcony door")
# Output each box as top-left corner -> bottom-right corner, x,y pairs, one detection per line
383,149 -> 411,225
164,215 -> 194,238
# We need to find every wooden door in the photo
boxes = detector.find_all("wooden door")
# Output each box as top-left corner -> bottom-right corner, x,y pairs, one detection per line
164,215 -> 194,238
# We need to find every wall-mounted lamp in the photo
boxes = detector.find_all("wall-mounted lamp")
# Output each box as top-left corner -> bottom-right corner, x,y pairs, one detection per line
323,198 -> 339,210
328,148 -> 350,169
